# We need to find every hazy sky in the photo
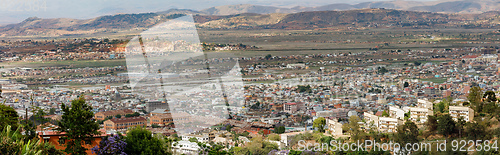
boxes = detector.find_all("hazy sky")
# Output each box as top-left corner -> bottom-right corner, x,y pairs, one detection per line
0,0 -> 436,25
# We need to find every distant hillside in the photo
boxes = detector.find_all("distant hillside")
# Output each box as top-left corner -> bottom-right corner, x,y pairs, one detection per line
200,4 -> 294,15
156,9 -> 202,15
271,9 -> 452,29
198,0 -> 500,15
0,13 -> 187,37
409,1 -> 482,13
1,8 -> 500,37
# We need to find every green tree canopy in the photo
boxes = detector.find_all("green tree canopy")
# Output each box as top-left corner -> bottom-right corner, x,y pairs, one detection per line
0,103 -> 19,132
381,110 -> 389,117
343,115 -> 365,141
437,114 -> 455,138
56,97 -> 100,155
395,121 -> 420,154
313,117 -> 326,133
468,86 -> 483,113
124,126 -> 166,155
426,115 -> 438,132
274,126 -> 285,134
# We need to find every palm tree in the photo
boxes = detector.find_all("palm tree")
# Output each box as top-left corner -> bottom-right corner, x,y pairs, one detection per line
0,125 -> 49,155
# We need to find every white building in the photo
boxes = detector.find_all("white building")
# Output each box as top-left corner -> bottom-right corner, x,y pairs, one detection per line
172,140 -> 201,155
449,106 -> 474,122
347,110 -> 358,118
417,99 -> 433,110
409,107 -> 433,123
286,63 -> 306,69
316,111 -> 333,117
378,117 -> 402,133
181,134 -> 210,143
326,118 -> 343,136
364,112 -> 379,128
389,106 -> 405,120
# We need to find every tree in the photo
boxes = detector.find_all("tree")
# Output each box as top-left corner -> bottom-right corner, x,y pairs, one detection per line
437,114 -> 455,138
483,101 -> 498,114
33,107 -> 49,125
199,142 -> 231,155
297,85 -> 312,93
0,103 -> 19,132
483,90 -> 497,102
482,90 -> 498,114
426,115 -> 437,132
312,117 -> 326,133
434,101 -> 447,114
124,126 -> 166,155
125,112 -> 140,118
265,54 -> 272,60
274,126 -> 285,134
404,111 -> 411,121
381,110 -> 389,117
57,97 -> 101,155
189,137 -> 198,143
22,107 -> 47,140
468,86 -> 483,113
268,134 -> 280,141
49,108 -> 56,115
395,121 -> 419,154
378,67 -> 389,74
115,114 -> 121,118
21,118 -> 36,140
1,125 -> 63,155
465,122 -> 487,140
91,134 -> 127,155
343,116 -> 365,141
233,137 -> 278,155
456,117 -> 466,138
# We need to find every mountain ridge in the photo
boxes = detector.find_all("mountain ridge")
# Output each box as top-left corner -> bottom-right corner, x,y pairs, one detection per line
2,2 -> 500,38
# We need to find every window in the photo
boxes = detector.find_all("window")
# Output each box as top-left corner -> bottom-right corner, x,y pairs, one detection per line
59,139 -> 65,144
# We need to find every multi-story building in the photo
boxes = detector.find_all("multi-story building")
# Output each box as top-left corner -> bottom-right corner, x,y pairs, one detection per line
364,112 -> 379,128
424,87 -> 436,95
283,103 -> 298,113
331,108 -> 349,120
316,111 -> 333,118
389,106 -> 405,120
94,109 -> 134,121
417,99 -> 433,110
104,116 -> 147,130
378,117 -> 401,133
172,141 -> 201,155
145,100 -> 169,112
409,107 -> 433,123
326,118 -> 343,136
449,106 -> 474,122
149,109 -> 173,127
171,112 -> 192,123
181,134 -> 210,143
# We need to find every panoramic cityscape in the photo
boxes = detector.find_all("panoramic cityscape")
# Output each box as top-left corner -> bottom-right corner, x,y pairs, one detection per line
2,0 -> 500,154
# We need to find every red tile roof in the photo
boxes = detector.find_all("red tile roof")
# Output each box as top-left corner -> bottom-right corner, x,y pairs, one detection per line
108,116 -> 146,124
39,129 -> 107,137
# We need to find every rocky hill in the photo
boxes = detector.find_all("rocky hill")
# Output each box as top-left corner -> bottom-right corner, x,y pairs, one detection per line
1,8 -> 500,38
